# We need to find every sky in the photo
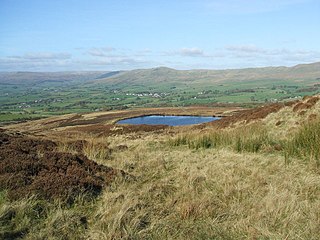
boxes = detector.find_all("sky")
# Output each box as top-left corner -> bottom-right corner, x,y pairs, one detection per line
0,0 -> 320,71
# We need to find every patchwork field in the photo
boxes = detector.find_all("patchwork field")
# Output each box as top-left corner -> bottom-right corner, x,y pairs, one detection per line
1,62 -> 320,123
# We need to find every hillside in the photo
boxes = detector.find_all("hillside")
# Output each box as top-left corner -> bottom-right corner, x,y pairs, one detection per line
96,62 -> 320,85
1,94 -> 320,239
0,71 -> 107,84
1,61 -> 320,86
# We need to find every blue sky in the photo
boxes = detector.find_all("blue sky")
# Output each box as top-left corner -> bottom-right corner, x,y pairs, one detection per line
0,0 -> 319,71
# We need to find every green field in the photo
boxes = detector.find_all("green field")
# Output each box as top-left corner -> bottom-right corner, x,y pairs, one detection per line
1,63 -> 320,123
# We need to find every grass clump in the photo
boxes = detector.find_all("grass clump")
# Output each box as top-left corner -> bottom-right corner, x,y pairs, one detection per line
285,119 -> 320,166
169,124 -> 277,154
0,191 -> 94,240
83,139 -> 112,162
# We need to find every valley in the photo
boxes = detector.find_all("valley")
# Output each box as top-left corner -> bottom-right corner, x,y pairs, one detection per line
1,62 -> 320,123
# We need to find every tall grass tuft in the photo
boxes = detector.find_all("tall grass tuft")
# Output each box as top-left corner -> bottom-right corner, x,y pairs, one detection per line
235,132 -> 268,153
187,131 -> 233,150
285,119 -> 320,166
83,138 -> 112,162
169,124 -> 275,153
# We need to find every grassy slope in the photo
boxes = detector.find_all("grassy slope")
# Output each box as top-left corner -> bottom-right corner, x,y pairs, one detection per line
87,96 -> 320,239
2,95 -> 320,239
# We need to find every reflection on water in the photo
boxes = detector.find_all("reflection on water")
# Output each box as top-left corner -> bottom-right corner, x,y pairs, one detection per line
117,115 -> 220,126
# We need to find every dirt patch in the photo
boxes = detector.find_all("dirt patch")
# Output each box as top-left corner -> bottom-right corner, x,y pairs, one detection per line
0,130 -> 123,202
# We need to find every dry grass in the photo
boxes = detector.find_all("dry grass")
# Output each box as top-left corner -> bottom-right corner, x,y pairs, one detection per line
3,120 -> 319,239
74,131 -> 320,239
169,123 -> 280,154
0,192 -> 93,240
57,135 -> 112,163
2,97 -> 320,239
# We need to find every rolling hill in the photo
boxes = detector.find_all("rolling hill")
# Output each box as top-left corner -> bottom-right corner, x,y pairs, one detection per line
95,62 -> 320,85
0,71 -> 107,84
1,62 -> 320,86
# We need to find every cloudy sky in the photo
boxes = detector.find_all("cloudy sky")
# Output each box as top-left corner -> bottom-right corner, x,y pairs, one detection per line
0,0 -> 319,71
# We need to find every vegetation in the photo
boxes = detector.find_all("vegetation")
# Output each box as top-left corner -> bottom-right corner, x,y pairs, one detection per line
170,117 -> 320,168
1,63 -> 320,123
2,105 -> 320,239
285,119 -> 320,166
169,124 -> 278,153
1,67 -> 320,239
0,191 -> 95,240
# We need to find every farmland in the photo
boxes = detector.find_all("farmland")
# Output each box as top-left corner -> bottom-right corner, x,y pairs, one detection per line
1,63 -> 320,123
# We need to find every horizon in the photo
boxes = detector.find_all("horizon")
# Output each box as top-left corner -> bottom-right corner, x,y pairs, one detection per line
1,0 -> 320,71
1,61 -> 319,73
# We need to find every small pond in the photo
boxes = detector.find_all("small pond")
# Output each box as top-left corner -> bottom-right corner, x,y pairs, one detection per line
117,115 -> 220,126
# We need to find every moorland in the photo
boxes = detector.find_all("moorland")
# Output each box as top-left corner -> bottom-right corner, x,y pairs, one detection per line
0,62 -> 320,239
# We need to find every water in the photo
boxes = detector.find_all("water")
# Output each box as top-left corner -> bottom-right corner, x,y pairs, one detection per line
117,115 -> 220,126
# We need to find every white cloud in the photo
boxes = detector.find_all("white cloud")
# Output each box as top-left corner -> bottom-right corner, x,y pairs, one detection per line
164,47 -> 206,57
0,52 -> 73,71
225,45 -> 267,54
81,57 -> 145,66
87,47 -> 116,57
178,48 -> 204,57
223,44 -> 320,65
1,45 -> 319,71
7,52 -> 71,60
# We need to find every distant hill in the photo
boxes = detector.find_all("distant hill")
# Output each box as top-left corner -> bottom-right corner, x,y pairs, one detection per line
95,62 -> 320,85
1,62 -> 319,85
0,71 -> 108,84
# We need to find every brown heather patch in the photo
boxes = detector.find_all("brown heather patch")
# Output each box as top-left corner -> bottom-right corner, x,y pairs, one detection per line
306,95 -> 320,105
207,102 -> 286,128
0,130 -> 123,202
293,96 -> 320,112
